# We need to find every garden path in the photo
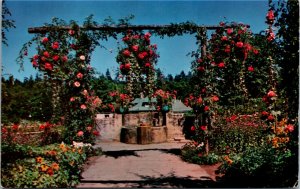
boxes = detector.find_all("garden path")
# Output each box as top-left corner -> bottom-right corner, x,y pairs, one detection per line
77,141 -> 220,188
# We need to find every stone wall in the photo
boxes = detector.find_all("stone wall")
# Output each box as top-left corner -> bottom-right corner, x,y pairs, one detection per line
95,112 -> 186,142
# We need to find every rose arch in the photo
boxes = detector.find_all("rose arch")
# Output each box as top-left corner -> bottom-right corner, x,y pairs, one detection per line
18,16 -> 276,148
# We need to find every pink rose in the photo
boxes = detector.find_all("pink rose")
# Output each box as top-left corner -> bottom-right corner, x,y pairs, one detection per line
77,131 -> 84,137
70,97 -> 75,102
221,36 -> 228,41
197,66 -> 205,72
79,55 -> 85,60
74,81 -> 80,87
190,126 -> 196,131
285,124 -> 294,132
80,104 -> 87,110
212,96 -> 219,102
62,55 -> 68,62
76,72 -> 83,79
32,61 -> 38,67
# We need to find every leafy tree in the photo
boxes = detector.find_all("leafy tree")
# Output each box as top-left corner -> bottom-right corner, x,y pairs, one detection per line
2,0 -> 15,46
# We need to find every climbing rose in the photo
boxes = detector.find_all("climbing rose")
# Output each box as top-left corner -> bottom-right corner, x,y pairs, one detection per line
221,36 -> 228,41
86,126 -> 92,131
248,66 -> 254,72
52,42 -> 59,50
33,54 -> 39,60
79,55 -> 85,60
62,55 -> 68,62
285,124 -> 294,132
191,126 -> 196,131
212,96 -> 219,102
70,97 -> 75,102
253,49 -> 259,55
43,51 -> 50,58
52,55 -> 59,61
80,104 -> 87,110
125,63 -> 131,69
77,72 -> 83,79
267,114 -> 274,121
266,10 -> 275,21
32,61 -> 38,67
227,28 -> 233,35
74,81 -> 80,87
197,97 -> 203,104
204,106 -> 210,111
200,126 -> 207,131
267,91 -> 276,97
131,45 -> 139,52
44,63 -> 53,71
236,42 -> 244,48
218,62 -> 225,68
197,66 -> 205,72
42,37 -> 49,43
68,30 -> 75,35
122,50 -> 131,57
77,131 -> 84,137
145,62 -> 151,67
93,130 -> 100,136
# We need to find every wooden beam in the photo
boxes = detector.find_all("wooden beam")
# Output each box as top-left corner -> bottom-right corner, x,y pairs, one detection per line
28,24 -> 250,33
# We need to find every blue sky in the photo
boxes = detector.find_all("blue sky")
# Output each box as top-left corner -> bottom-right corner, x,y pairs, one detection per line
2,0 -> 269,80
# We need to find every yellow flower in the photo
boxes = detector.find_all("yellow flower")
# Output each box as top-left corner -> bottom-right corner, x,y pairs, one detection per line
36,157 -> 43,164
59,143 -> 65,149
40,164 -> 48,172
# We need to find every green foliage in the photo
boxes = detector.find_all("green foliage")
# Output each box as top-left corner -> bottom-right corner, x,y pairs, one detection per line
2,0 -> 16,46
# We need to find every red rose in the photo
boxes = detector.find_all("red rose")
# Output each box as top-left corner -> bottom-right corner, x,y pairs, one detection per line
218,62 -> 225,68
33,54 -> 39,60
190,126 -> 196,131
197,58 -> 203,63
77,131 -> 84,137
52,55 -> 59,62
236,42 -> 244,48
266,10 -> 274,21
42,37 -> 48,43
86,126 -> 92,132
285,124 -> 294,132
201,88 -> 206,93
145,62 -> 151,67
197,97 -> 203,104
39,124 -> 45,130
44,63 -> 53,71
221,36 -> 228,41
32,61 -> 38,67
12,124 -> 19,130
149,49 -> 154,56
52,42 -> 59,50
224,46 -> 231,53
93,130 -> 100,136
261,111 -> 269,116
219,21 -> 225,26
122,49 -> 131,57
68,30 -> 75,35
125,63 -> 131,70
253,49 -> 259,55
46,168 -> 54,176
267,91 -> 276,98
227,28 -> 233,35
1,127 -> 7,133
212,96 -> 219,102
76,72 -> 83,79
120,64 -> 125,70
43,51 -> 50,58
267,114 -> 274,121
204,106 -> 210,111
248,66 -> 254,72
197,66 -> 205,72
131,45 -> 139,52
200,126 -> 207,131
122,36 -> 130,41
62,55 -> 68,62
133,34 -> 140,39
144,32 -> 151,40
41,56 -> 47,62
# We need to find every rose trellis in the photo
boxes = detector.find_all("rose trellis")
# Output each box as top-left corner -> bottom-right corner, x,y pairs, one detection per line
20,17 -> 253,144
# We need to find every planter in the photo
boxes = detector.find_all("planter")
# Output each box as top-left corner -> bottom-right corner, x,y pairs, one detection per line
151,126 -> 167,143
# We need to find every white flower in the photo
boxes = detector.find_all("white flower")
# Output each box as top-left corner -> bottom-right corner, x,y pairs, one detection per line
79,55 -> 85,61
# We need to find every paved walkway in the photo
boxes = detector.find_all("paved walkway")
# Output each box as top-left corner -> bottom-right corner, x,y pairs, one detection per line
77,141 -> 220,188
